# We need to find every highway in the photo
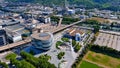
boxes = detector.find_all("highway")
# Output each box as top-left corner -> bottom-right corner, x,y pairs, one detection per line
99,30 -> 120,36
0,19 -> 85,52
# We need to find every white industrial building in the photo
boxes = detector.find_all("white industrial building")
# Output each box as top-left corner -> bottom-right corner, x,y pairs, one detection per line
64,28 -> 85,42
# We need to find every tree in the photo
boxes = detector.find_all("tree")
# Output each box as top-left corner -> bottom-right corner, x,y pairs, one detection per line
5,0 -> 120,11
56,41 -> 63,49
74,43 -> 81,52
20,51 -> 56,68
85,19 -> 99,25
20,51 -> 39,67
93,25 -> 100,33
61,38 -> 69,42
57,52 -> 65,60
5,53 -> 17,60
110,22 -> 114,27
0,61 -> 8,68
72,40 -> 77,47
10,59 -> 22,68
62,17 -> 80,24
51,16 -> 59,23
89,44 -> 120,58
29,50 -> 35,55
20,60 -> 35,68
72,43 -> 90,68
10,59 -> 35,68
39,54 -> 51,61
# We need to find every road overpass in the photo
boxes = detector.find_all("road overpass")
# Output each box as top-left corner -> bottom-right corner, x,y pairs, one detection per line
0,38 -> 31,52
52,19 -> 85,34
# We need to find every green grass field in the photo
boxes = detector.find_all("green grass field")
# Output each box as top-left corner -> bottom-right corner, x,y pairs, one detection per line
79,60 -> 102,68
84,51 -> 120,68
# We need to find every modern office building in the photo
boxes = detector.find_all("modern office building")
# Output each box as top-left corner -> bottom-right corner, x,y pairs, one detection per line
37,16 -> 51,23
0,30 -> 7,46
75,33 -> 81,41
67,9 -> 75,15
0,19 -> 20,27
5,24 -> 30,42
31,32 -> 53,50
64,28 -> 85,41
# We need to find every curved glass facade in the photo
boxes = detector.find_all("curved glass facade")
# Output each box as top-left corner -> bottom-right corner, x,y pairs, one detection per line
32,32 -> 53,50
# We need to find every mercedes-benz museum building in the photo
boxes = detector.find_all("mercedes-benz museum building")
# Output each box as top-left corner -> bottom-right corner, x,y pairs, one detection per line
31,32 -> 53,50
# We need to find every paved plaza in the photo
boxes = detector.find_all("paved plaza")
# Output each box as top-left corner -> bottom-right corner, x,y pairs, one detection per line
35,31 -> 77,68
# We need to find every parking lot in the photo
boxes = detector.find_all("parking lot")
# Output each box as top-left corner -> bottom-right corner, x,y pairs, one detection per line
94,33 -> 120,51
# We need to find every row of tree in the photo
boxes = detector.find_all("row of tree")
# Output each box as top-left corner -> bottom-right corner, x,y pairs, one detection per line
6,0 -> 120,11
78,19 -> 100,33
20,51 -> 56,68
10,59 -> 35,68
72,44 -> 90,68
89,44 -> 120,58
51,16 -> 80,25
5,51 -> 56,68
72,43 -> 120,68
74,43 -> 81,53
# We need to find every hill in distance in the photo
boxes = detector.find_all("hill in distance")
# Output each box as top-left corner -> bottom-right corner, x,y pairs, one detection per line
6,0 -> 120,11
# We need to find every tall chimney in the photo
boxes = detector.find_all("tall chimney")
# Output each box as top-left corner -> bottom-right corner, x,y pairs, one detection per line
38,28 -> 43,33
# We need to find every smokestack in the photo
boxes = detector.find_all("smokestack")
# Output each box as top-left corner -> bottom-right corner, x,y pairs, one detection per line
38,28 -> 43,33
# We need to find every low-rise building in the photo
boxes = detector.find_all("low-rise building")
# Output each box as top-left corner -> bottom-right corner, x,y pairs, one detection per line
5,24 -> 30,42
6,30 -> 22,43
64,28 -> 85,41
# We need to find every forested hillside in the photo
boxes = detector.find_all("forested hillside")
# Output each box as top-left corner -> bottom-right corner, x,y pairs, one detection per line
6,0 -> 120,11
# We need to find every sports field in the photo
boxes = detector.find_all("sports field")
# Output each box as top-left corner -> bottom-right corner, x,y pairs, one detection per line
82,51 -> 120,68
79,60 -> 102,68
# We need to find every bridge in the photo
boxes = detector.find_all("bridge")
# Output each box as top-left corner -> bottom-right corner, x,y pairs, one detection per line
0,38 -> 31,52
52,19 -> 85,34
0,19 -> 85,52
